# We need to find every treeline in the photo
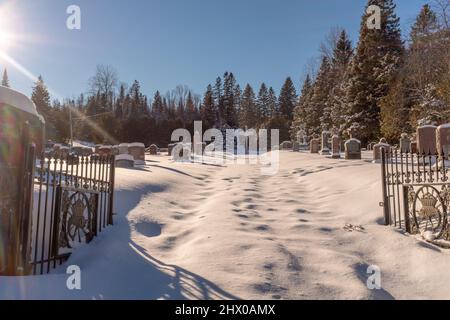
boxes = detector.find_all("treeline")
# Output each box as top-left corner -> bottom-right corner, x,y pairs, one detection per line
2,65 -> 298,145
292,0 -> 450,144
1,0 -> 449,147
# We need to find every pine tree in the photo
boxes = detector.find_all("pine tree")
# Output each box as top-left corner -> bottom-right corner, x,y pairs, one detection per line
291,75 -> 313,138
185,91 -> 196,125
345,0 -> 403,143
32,76 -> 55,137
152,90 -> 164,121
329,30 -> 353,133
278,77 -> 297,121
213,77 -> 224,127
257,83 -> 271,126
239,84 -> 257,129
2,68 -> 10,87
201,85 -> 216,129
267,87 -> 278,118
222,72 -> 238,127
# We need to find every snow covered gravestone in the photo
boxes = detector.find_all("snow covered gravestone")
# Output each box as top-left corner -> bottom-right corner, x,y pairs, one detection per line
149,144 -> 159,155
119,143 -> 129,155
331,135 -> 341,159
310,136 -> 320,154
417,125 -> 437,155
293,141 -> 300,152
437,124 -> 450,160
115,154 -> 135,168
373,138 -> 391,163
280,141 -> 293,150
320,131 -> 331,155
98,145 -> 112,157
128,142 -> 146,165
399,133 -> 411,153
344,138 -> 361,160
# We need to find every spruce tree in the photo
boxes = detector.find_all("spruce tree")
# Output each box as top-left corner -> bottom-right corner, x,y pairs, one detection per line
267,87 -> 278,118
223,72 -> 237,127
278,77 -> 297,121
201,84 -> 216,129
213,77 -> 224,127
291,75 -> 313,138
2,68 -> 10,87
329,30 -> 353,133
345,0 -> 403,143
239,84 -> 257,129
257,83 -> 271,126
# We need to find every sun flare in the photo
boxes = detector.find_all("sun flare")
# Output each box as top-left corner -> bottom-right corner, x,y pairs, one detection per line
0,31 -> 13,51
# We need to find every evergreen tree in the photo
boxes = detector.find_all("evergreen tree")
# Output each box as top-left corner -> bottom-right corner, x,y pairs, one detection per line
152,90 -> 164,121
32,76 -> 55,137
278,77 -> 297,121
257,83 -> 271,126
223,72 -> 238,127
213,77 -> 224,126
329,30 -> 353,133
239,84 -> 257,129
201,84 -> 216,129
345,0 -> 403,143
267,87 -> 278,118
2,68 -> 10,87
291,75 -> 313,138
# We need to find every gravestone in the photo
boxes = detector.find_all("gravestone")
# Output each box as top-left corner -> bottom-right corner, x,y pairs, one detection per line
437,124 -> 450,159
95,144 -> 102,154
149,144 -> 159,155
320,131 -> 331,155
373,138 -> 391,163
411,141 -> 418,154
399,133 -> 411,153
293,142 -> 300,152
345,138 -> 361,160
59,146 -> 70,159
111,145 -> 120,156
280,141 -> 293,150
115,154 -> 135,168
417,125 -> 437,155
310,138 -> 320,154
331,135 -> 341,159
129,142 -> 146,165
119,143 -> 129,154
98,146 -> 112,157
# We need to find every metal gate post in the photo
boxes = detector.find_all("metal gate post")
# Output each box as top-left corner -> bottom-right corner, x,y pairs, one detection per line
381,148 -> 391,225
402,186 -> 411,233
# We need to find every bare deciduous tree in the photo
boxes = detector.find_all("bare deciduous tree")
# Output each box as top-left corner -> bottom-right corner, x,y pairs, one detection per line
89,64 -> 118,99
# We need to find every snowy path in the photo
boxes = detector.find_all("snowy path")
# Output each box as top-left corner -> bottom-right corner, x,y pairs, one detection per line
2,151 -> 450,299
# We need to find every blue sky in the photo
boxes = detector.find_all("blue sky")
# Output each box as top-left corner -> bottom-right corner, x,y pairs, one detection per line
0,0 -> 429,100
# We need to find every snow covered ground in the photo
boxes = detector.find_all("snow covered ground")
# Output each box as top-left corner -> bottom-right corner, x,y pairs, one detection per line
1,151 -> 450,300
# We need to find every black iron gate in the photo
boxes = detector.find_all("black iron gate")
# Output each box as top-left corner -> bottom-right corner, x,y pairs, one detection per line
31,152 -> 116,275
381,148 -> 450,241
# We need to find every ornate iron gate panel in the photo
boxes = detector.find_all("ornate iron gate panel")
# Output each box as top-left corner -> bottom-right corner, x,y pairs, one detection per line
52,187 -> 99,257
381,148 -> 450,243
31,153 -> 115,275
